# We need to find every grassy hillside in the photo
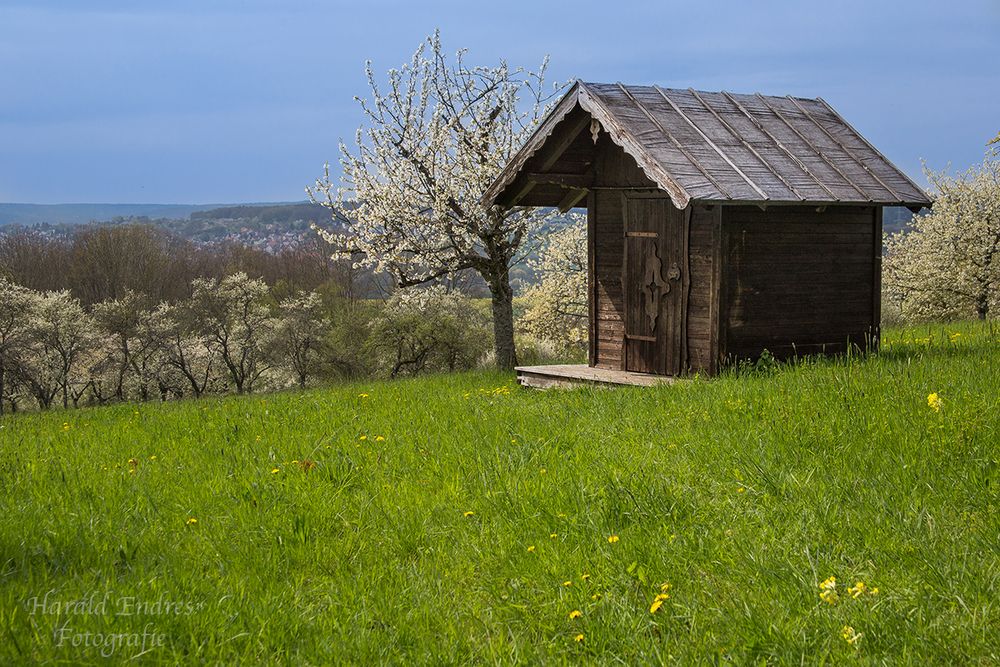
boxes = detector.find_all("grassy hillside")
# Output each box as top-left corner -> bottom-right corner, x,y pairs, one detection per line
1,322 -> 998,664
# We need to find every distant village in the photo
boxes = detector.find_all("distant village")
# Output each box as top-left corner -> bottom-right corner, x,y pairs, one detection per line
0,202 -> 334,253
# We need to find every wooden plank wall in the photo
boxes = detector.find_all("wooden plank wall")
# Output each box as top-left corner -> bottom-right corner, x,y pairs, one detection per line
593,189 -> 624,369
720,205 -> 878,361
686,205 -> 717,373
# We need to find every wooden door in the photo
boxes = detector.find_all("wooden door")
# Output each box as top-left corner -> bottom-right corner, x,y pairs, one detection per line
622,195 -> 687,375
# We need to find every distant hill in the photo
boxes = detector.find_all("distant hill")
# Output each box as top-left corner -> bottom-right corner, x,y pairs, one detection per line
0,202 -> 304,227
0,201 -> 351,256
191,202 -> 330,224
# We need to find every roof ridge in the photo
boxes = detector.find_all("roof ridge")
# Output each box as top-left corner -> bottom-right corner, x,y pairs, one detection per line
579,81 -> 823,102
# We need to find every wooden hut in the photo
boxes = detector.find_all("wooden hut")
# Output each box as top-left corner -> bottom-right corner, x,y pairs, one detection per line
483,81 -> 931,387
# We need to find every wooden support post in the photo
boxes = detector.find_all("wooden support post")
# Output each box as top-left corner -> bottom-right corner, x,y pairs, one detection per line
872,206 -> 883,352
557,188 -> 589,213
587,191 -> 596,367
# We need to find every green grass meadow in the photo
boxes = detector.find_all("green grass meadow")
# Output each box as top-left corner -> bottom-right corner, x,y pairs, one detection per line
2,322 -> 999,664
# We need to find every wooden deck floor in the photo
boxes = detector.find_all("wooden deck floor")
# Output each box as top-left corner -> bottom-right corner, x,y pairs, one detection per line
515,364 -> 674,390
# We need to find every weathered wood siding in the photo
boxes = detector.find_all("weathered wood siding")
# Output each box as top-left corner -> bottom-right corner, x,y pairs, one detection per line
593,189 -> 624,369
720,205 -> 878,361
686,204 -> 717,373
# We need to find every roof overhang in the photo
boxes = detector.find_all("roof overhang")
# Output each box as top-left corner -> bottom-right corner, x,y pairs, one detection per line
482,81 -> 693,210
484,80 -> 933,211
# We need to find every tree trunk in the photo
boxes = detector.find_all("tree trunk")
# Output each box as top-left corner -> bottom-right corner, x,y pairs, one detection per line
975,295 -> 989,320
0,365 -> 5,417
487,269 -> 518,371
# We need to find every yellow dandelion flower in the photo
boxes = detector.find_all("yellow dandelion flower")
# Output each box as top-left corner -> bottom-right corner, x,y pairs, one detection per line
819,576 -> 839,605
463,511 -> 475,518
607,535 -> 619,544
271,468 -> 280,474
568,610 -> 582,620
949,332 -> 961,342
562,581 -> 572,587
527,545 -> 536,553
927,392 -> 943,412
540,468 -> 547,474
660,582 -> 672,593
848,581 -> 867,598
359,435 -> 368,441
149,455 -> 157,461
737,487 -> 745,493
186,517 -> 198,525
358,393 -> 369,398
591,593 -> 601,601
550,533 -> 558,539
574,633 -> 584,642
581,573 -> 590,581
649,599 -> 664,614
654,592 -> 670,602
62,423 -> 71,431
557,513 -> 567,519
841,625 -> 861,645
870,587 -> 879,595
375,435 -> 385,442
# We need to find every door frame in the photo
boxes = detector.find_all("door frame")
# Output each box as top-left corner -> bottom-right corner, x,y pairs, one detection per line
620,192 -> 691,375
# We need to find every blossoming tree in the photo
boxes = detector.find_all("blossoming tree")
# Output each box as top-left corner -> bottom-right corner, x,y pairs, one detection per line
186,273 -> 276,394
518,215 -> 588,354
19,290 -> 95,409
0,279 -> 34,414
884,147 -> 1000,321
309,32 -> 562,370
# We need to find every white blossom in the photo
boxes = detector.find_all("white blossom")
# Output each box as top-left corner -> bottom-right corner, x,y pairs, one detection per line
884,149 -> 1000,321
308,31 -> 565,369
518,215 -> 588,353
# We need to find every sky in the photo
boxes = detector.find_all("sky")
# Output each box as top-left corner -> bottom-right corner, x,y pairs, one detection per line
1,0 -> 997,204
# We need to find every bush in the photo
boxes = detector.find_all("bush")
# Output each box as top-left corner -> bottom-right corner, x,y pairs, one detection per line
366,287 -> 491,377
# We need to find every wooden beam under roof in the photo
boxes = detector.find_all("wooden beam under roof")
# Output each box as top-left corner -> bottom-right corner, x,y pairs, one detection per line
557,188 -> 589,213
499,179 -> 536,208
524,172 -> 594,188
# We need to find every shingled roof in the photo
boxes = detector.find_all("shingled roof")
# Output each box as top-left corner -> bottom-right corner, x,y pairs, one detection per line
484,81 -> 931,210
